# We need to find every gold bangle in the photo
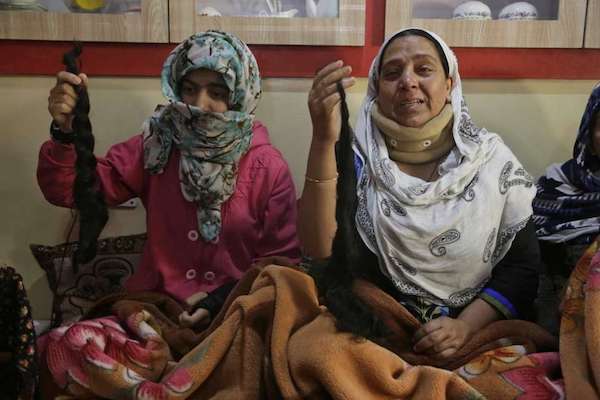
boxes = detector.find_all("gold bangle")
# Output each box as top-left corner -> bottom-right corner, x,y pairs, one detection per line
305,174 -> 338,183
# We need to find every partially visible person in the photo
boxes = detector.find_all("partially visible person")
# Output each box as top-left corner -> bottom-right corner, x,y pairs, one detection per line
533,83 -> 600,333
38,31 -> 301,325
533,82 -> 600,248
299,28 -> 541,359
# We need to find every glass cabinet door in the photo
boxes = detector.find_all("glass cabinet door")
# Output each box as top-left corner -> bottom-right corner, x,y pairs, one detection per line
385,0 -> 586,48
585,0 -> 600,47
170,0 -> 365,45
0,0 -> 168,42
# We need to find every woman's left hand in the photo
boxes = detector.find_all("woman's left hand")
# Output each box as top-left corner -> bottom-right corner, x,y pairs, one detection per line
412,316 -> 473,359
180,291 -> 210,328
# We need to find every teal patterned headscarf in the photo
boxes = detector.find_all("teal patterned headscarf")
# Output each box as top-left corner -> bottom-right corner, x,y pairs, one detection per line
143,30 -> 262,243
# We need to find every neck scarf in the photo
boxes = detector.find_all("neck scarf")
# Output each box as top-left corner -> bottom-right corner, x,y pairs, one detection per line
372,102 -> 454,164
143,31 -> 261,242
353,28 -> 535,307
533,82 -> 600,244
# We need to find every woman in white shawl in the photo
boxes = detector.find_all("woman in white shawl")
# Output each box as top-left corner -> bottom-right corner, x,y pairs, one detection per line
299,28 -> 540,360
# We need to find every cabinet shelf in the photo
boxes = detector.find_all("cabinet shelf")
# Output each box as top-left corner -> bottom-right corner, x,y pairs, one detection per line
0,0 -> 168,43
169,0 -> 365,45
385,0 -> 587,48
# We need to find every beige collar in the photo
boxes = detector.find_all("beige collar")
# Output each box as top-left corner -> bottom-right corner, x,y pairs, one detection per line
371,103 -> 454,164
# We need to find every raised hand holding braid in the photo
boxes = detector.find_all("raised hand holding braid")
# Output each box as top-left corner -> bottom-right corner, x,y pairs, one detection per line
308,60 -> 355,146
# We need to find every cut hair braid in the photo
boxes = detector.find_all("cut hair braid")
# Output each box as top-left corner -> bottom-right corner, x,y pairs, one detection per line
308,83 -> 392,340
63,44 -> 108,270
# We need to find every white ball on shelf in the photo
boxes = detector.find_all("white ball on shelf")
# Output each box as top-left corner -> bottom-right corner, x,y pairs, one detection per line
452,1 -> 492,20
498,2 -> 538,20
198,6 -> 222,16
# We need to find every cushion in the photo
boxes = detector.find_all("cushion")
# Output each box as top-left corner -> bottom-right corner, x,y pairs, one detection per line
0,266 -> 37,400
30,233 -> 146,327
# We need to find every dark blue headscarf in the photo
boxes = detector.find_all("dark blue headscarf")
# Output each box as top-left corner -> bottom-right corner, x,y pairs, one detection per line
570,84 -> 600,188
533,83 -> 600,244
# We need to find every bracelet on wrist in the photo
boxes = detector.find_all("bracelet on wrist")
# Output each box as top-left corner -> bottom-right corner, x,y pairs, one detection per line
49,122 -> 74,144
305,173 -> 338,184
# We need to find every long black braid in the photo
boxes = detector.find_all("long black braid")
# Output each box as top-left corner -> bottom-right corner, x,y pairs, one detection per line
63,44 -> 108,269
308,83 -> 394,340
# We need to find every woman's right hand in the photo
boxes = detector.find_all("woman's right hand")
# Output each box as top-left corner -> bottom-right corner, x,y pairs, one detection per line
48,71 -> 88,132
308,60 -> 355,146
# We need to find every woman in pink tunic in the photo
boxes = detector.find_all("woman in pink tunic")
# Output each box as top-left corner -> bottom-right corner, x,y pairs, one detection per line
38,31 -> 301,324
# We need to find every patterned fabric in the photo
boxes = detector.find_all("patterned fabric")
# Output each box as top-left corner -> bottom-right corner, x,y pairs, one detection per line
559,235 -> 600,399
353,28 -> 536,308
533,83 -> 600,244
30,233 -> 146,326
143,30 -> 261,242
456,346 -> 565,399
395,292 -> 455,323
0,266 -> 37,400
39,315 -> 170,397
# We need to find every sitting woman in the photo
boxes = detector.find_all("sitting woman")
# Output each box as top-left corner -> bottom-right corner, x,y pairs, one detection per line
533,83 -> 600,276
38,31 -> 300,325
299,28 -> 541,359
532,83 -> 600,334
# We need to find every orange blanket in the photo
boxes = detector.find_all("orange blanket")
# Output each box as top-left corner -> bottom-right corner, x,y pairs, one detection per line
40,264 -> 566,399
41,266 -> 481,399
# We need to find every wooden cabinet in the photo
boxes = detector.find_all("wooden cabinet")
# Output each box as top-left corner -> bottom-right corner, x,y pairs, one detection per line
0,0 -> 168,42
585,0 -> 600,47
385,0 -> 587,48
169,0 -> 365,45
1,0 -> 590,48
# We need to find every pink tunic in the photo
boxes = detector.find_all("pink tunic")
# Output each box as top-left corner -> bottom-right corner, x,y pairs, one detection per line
37,122 -> 301,302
